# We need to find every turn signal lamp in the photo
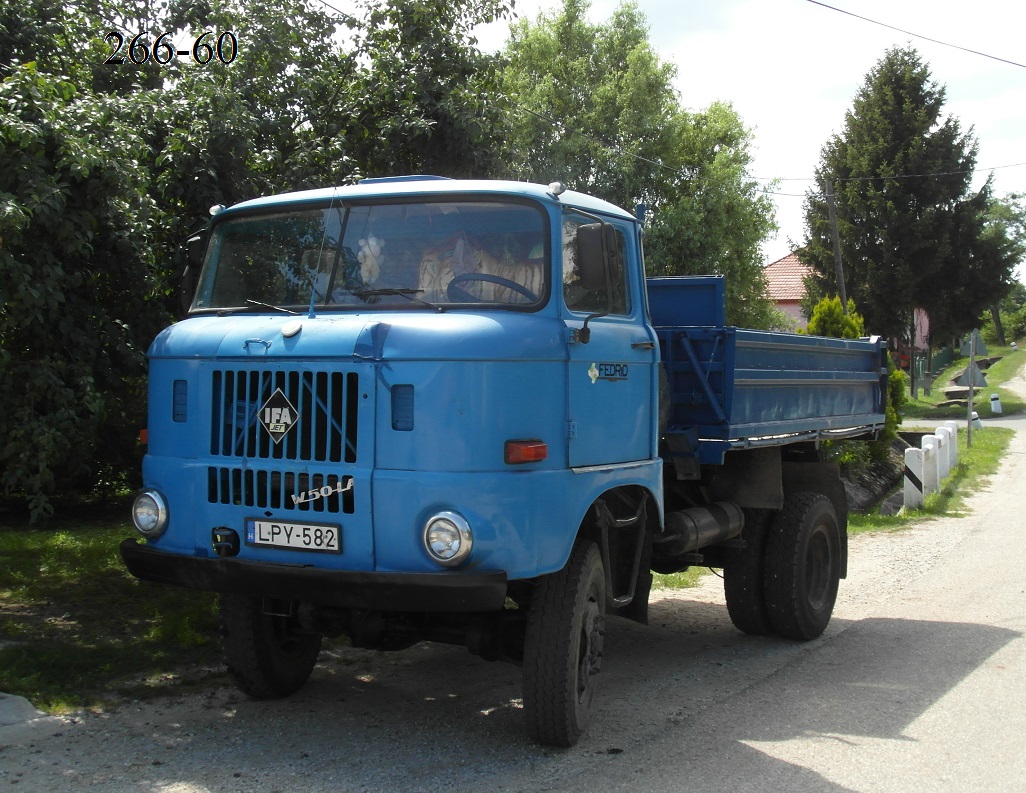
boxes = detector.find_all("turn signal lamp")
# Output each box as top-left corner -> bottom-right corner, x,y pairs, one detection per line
504,440 -> 548,464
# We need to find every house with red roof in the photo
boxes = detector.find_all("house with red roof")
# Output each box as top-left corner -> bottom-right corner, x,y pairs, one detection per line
764,252 -> 812,329
763,252 -> 930,360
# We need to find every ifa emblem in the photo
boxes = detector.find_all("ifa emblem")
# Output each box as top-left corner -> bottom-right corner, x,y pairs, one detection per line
258,388 -> 297,444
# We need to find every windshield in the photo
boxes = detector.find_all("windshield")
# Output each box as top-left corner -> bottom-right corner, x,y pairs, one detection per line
191,199 -> 549,312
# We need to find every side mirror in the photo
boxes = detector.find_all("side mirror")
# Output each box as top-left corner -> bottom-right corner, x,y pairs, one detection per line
179,232 -> 207,315
576,222 -> 621,290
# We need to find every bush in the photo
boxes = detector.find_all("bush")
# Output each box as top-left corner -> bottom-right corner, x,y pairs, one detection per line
804,296 -> 866,339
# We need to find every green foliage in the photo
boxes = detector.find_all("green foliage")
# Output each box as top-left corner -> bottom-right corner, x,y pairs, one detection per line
497,0 -> 777,328
804,296 -> 865,339
881,357 -> 908,455
0,0 -> 515,518
802,47 -> 1016,342
0,66 -> 162,519
979,197 -> 1026,344
346,0 -> 512,179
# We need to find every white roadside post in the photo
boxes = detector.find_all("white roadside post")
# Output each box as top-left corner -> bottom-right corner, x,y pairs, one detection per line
921,435 -> 940,496
904,446 -> 925,510
935,426 -> 951,481
944,420 -> 959,468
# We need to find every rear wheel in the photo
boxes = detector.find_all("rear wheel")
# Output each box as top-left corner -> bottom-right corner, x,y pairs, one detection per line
723,508 -> 774,635
522,541 -> 606,747
763,493 -> 841,640
220,594 -> 322,699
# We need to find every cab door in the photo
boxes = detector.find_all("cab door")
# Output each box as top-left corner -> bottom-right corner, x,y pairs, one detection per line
562,217 -> 657,468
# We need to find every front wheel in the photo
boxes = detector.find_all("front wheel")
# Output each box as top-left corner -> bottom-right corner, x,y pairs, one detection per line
763,493 -> 841,640
522,542 -> 606,747
220,594 -> 322,699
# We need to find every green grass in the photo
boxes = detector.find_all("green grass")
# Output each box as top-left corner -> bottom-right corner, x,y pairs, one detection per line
653,567 -> 707,590
903,346 -> 1025,420
0,509 -> 220,712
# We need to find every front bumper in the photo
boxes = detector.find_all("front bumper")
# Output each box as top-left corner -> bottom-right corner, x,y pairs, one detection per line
120,539 -> 509,612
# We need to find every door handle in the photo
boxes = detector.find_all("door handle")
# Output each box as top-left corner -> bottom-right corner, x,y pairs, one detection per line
631,341 -> 656,349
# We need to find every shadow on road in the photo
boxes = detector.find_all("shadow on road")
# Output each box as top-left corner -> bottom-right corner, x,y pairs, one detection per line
56,600 -> 1013,792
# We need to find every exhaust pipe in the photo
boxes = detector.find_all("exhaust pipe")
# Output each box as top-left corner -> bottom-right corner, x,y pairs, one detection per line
655,502 -> 744,556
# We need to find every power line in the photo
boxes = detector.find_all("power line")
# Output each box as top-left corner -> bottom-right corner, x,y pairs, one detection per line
760,161 -> 1026,186
764,162 -> 1026,182
805,0 -> 1026,69
519,106 -> 1025,198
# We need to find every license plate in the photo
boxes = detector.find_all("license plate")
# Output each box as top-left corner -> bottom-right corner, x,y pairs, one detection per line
245,519 -> 341,553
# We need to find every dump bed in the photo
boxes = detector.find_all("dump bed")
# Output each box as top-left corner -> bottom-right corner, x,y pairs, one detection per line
647,276 -> 889,466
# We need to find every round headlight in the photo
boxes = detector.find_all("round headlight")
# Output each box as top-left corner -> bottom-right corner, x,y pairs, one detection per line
132,490 -> 169,538
423,511 -> 473,567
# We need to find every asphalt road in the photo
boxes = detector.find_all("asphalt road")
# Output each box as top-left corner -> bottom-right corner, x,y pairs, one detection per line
2,375 -> 1024,792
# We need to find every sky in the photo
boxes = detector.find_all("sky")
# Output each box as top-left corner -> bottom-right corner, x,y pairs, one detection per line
474,0 -> 1026,271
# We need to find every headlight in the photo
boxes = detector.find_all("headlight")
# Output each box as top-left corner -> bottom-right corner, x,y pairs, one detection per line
423,511 -> 473,567
132,490 -> 169,538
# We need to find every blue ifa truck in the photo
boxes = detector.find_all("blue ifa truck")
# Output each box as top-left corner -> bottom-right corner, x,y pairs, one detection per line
121,177 -> 888,747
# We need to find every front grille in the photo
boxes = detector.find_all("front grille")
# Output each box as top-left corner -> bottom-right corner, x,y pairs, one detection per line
207,467 -> 355,514
210,369 -> 359,462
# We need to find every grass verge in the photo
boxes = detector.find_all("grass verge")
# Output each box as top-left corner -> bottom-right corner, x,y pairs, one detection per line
0,507 -> 221,713
903,347 -> 1024,421
653,567 -> 706,590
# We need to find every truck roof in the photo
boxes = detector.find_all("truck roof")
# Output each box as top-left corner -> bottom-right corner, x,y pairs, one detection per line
219,177 -> 636,221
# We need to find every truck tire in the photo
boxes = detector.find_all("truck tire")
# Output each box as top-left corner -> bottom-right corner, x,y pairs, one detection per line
220,594 -> 322,699
723,508 -> 773,635
763,493 -> 840,640
522,541 -> 606,747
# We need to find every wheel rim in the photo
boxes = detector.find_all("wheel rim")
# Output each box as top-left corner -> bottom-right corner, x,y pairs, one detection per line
804,525 -> 832,610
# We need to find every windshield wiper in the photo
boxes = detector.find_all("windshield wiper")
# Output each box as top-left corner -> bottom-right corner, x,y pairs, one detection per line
246,299 -> 299,314
351,288 -> 445,313
215,300 -> 300,317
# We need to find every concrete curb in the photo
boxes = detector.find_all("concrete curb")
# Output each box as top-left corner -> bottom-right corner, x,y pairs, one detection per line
0,693 -> 64,747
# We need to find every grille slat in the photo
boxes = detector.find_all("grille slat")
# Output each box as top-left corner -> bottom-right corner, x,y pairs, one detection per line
207,467 -> 355,514
211,368 -> 359,463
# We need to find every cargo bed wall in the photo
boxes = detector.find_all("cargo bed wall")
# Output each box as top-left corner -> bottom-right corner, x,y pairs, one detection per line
656,325 -> 888,465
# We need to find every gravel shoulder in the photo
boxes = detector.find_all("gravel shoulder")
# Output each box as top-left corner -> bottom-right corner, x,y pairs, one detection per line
2,368 -> 1024,792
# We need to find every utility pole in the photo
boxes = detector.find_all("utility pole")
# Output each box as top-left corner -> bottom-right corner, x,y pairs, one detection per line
967,328 -> 977,449
823,179 -> 847,313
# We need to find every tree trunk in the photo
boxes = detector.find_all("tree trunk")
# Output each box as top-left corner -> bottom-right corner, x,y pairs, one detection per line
908,316 -> 917,399
990,305 -> 1006,347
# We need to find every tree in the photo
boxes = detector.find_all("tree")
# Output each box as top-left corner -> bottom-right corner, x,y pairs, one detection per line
977,194 -> 1026,345
801,47 -> 1013,347
344,0 -> 512,179
0,0 -> 516,517
0,67 -> 161,518
153,0 -> 515,276
497,0 -> 777,327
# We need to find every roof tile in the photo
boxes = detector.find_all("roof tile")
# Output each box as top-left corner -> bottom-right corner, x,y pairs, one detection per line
764,253 -> 813,301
